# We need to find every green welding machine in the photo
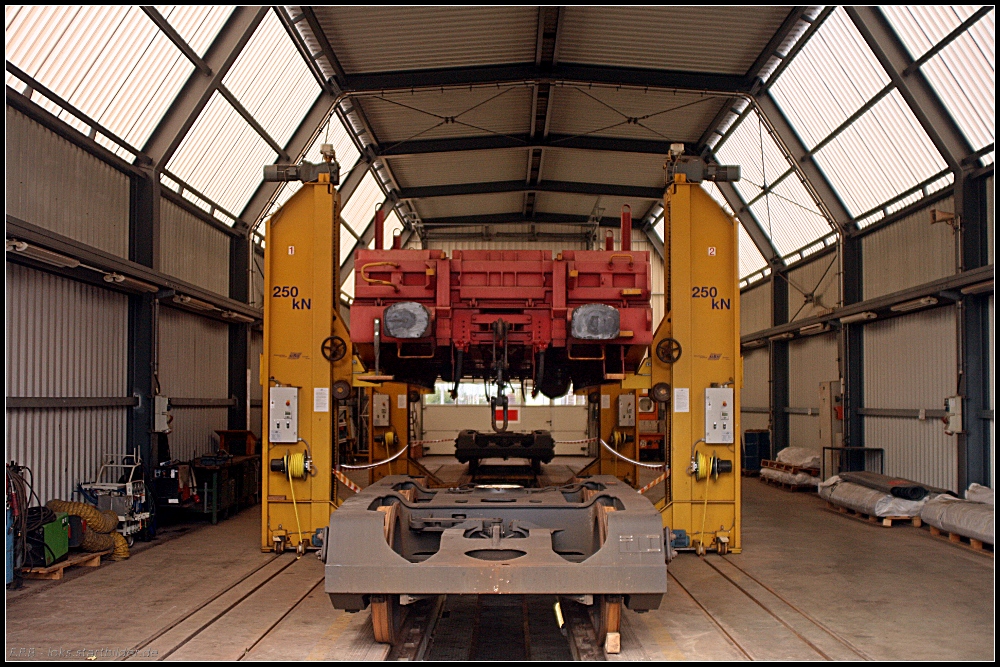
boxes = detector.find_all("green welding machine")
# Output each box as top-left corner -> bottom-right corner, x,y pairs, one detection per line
28,512 -> 70,567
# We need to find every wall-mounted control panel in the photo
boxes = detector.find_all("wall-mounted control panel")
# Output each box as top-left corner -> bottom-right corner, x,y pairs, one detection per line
269,387 -> 299,443
373,393 -> 391,427
705,387 -> 734,444
618,394 -> 636,427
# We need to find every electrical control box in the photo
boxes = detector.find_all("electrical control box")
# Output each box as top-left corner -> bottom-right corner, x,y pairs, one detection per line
944,395 -> 963,435
269,387 -> 299,443
704,387 -> 734,444
618,394 -> 636,427
373,393 -> 391,427
153,395 -> 171,433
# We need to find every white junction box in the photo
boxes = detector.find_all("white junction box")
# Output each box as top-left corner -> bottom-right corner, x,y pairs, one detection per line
153,395 -> 170,433
618,394 -> 636,427
944,395 -> 963,435
269,387 -> 299,443
373,393 -> 391,427
704,387 -> 734,444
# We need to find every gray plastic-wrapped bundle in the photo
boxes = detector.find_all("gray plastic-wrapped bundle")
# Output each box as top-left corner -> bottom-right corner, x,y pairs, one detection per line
761,467 -> 818,487
964,483 -> 994,505
818,476 -> 927,517
774,447 -> 821,469
920,495 -> 994,544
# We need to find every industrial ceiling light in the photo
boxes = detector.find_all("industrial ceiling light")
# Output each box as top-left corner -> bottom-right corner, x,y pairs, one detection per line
839,311 -> 877,324
798,322 -> 831,336
890,296 -> 937,313
767,332 -> 795,341
103,272 -> 159,293
6,239 -> 81,269
960,280 -> 993,295
741,339 -> 767,349
172,294 -> 218,312
221,310 -> 256,324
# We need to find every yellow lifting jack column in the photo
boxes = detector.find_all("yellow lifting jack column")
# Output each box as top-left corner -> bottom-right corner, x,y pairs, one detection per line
653,172 -> 742,555
260,151 -> 354,554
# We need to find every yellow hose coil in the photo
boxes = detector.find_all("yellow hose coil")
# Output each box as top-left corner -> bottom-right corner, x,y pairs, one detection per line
111,532 -> 130,561
46,500 -> 118,533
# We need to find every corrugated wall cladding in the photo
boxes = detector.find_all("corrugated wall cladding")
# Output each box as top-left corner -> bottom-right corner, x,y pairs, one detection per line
863,307 -> 958,491
741,282 -> 771,335
5,264 -> 128,503
986,176 -> 994,265
787,253 -> 840,322
990,295 -> 995,489
157,306 -> 230,461
788,334 -> 838,407
250,330 -> 263,440
864,307 -> 957,409
865,419 -> 957,492
6,107 -> 129,257
741,347 -> 770,409
862,197 -> 957,300
159,198 -> 231,295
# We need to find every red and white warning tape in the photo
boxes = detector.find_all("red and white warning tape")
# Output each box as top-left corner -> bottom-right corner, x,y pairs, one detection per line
638,471 -> 669,495
554,437 -> 599,445
410,439 -> 455,445
332,468 -> 362,493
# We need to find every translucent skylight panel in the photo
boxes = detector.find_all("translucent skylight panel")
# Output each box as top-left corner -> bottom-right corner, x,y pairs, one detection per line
813,90 -> 948,218
919,13 -> 995,153
3,6 -> 228,152
701,181 -> 735,216
769,8 -> 892,149
383,211 -> 405,249
715,111 -> 790,206
749,176 -> 832,256
880,6 -> 975,60
738,223 -> 768,279
302,114 -> 362,169
340,228 -> 357,265
222,9 -> 320,148
341,172 -> 386,235
166,91 -> 278,216
156,6 -> 234,57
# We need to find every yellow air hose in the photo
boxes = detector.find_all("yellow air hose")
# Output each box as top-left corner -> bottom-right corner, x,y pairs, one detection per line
285,451 -> 308,554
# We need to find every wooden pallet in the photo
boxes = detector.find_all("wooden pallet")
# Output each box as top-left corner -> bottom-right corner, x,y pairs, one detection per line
927,525 -> 994,556
760,476 -> 815,492
761,459 -> 821,476
23,549 -> 112,581
825,502 -> 920,527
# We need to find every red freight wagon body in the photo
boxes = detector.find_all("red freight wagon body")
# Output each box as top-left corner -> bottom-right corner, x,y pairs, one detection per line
351,247 -> 652,398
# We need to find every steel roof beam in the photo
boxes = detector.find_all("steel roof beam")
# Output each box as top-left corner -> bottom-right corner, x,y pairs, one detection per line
344,63 -> 754,94
378,134 -> 696,157
398,180 -> 664,200
419,213 -> 632,228
141,7 -> 268,171
846,7 -> 976,173
755,92 -> 853,231
141,7 -> 211,76
714,179 -> 782,266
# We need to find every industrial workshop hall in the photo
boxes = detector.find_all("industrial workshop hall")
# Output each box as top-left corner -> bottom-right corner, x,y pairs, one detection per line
5,5 -> 994,662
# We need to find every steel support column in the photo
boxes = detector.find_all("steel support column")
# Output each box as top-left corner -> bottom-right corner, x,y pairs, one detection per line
958,174 -> 990,488
228,230 -> 251,431
840,234 -> 864,456
127,173 -> 158,466
769,265 -> 790,455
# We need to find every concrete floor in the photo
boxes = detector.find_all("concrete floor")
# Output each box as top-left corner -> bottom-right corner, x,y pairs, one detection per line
5,462 -> 994,661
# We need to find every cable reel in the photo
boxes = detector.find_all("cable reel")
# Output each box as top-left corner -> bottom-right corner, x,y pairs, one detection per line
691,450 -> 734,481
608,430 -> 629,449
270,451 -> 313,479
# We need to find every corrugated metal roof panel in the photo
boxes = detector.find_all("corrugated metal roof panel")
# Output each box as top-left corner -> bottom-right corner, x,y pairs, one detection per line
558,7 -> 792,75
547,87 -> 726,142
813,89 -> 949,218
769,8 -> 892,149
314,7 -> 538,73
166,91 -> 278,216
541,149 -> 667,189
222,10 -> 320,148
533,193 -> 656,218
386,150 -> 529,188
355,86 -> 533,144
414,193 -> 524,219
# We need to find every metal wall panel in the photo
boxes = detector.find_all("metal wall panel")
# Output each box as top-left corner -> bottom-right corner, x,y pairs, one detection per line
787,253 -> 839,322
741,347 -> 770,409
862,197 -> 957,300
863,307 -> 959,490
6,107 -> 130,258
5,264 -> 128,502
741,282 -> 771,335
157,306 -> 230,461
788,332 -> 839,451
990,294 -> 995,489
422,405 -> 588,456
159,198 -> 231,296
988,176 -> 994,266
250,330 -> 263,440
